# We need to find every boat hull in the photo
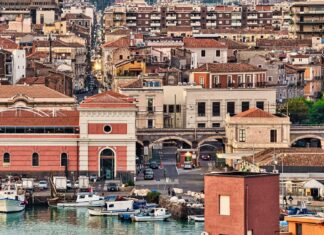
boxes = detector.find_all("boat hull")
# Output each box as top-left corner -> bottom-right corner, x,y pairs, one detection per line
0,199 -> 25,213
57,200 -> 105,207
188,215 -> 205,222
88,208 -> 139,216
132,214 -> 171,222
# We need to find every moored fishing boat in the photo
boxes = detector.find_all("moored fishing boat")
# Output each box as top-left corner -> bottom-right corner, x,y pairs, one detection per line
0,183 -> 27,213
188,215 -> 205,222
57,192 -> 105,207
132,208 -> 171,222
88,200 -> 138,216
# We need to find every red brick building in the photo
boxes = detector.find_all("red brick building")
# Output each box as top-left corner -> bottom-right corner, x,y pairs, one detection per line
0,90 -> 137,179
190,63 -> 267,89
204,172 -> 279,235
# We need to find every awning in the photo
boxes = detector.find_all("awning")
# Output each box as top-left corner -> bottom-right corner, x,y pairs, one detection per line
217,152 -> 254,160
303,179 -> 324,189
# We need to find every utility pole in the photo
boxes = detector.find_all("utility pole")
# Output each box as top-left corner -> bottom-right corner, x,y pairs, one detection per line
174,94 -> 176,128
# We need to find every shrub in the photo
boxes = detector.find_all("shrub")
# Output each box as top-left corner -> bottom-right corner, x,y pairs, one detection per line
127,179 -> 135,187
146,191 -> 160,203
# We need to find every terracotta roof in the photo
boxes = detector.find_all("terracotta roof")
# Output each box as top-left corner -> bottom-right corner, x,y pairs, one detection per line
107,29 -> 130,35
80,91 -> 136,109
285,64 -> 305,74
26,51 -> 48,59
191,63 -> 266,73
0,37 -> 19,50
17,76 -> 46,85
120,79 -> 143,89
290,54 -> 309,59
33,40 -> 84,48
0,85 -> 71,99
200,28 -> 288,35
219,39 -> 248,50
183,37 -> 226,48
234,108 -> 275,118
64,13 -> 91,20
101,36 -> 130,48
0,109 -> 79,127
256,39 -> 312,48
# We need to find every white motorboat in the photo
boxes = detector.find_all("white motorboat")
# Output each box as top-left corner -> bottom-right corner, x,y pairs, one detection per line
132,208 -> 171,222
188,215 -> 205,222
0,183 -> 26,213
88,200 -> 137,216
57,192 -> 105,207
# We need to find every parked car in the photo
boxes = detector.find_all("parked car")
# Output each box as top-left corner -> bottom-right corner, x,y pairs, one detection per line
74,180 -> 79,189
89,174 -> 98,182
200,154 -> 211,161
66,180 -> 72,189
38,180 -> 48,190
144,168 -> 154,180
107,182 -> 119,192
149,161 -> 159,169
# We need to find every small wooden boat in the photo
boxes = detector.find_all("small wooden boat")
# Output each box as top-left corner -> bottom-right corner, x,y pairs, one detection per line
57,193 -> 105,207
88,200 -> 137,216
132,208 -> 171,222
188,215 -> 205,222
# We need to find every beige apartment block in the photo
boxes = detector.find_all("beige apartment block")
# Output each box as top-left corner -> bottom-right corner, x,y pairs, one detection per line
185,88 -> 277,128
225,108 -> 290,153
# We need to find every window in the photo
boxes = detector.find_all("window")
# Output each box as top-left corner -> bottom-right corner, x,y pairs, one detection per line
212,75 -> 219,87
147,98 -> 154,112
147,119 -> 153,128
268,76 -> 272,82
242,101 -> 250,112
270,129 -> 277,143
212,102 -> 220,116
199,76 -> 205,86
216,50 -> 220,57
163,105 -> 167,113
3,152 -> 10,164
176,105 -> 181,113
212,123 -> 220,128
201,50 -> 206,57
197,102 -> 206,116
61,153 -> 68,167
119,55 -> 123,60
219,195 -> 230,215
227,102 -> 235,116
197,123 -> 206,128
169,105 -> 174,113
239,129 -> 246,142
238,75 -> 243,85
103,125 -> 112,133
256,101 -> 264,110
32,152 -> 39,167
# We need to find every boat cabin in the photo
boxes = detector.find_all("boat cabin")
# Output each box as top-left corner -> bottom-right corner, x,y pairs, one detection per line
152,208 -> 169,216
106,200 -> 134,211
76,193 -> 104,203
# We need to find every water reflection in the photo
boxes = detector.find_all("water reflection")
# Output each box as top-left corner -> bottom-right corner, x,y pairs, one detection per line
0,207 -> 204,235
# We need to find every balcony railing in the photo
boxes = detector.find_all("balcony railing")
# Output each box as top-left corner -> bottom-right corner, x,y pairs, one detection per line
147,106 -> 155,113
211,83 -> 221,88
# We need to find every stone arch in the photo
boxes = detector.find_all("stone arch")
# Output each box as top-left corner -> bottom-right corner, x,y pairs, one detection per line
149,136 -> 192,148
290,134 -> 323,146
198,136 -> 224,147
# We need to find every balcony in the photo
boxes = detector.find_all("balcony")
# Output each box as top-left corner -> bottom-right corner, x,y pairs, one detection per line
191,15 -> 201,20
296,10 -> 324,15
247,21 -> 258,25
211,83 -> 221,88
127,22 -> 137,27
191,22 -> 201,26
206,15 -> 217,19
166,21 -> 177,26
296,20 -> 324,24
231,14 -> 242,20
247,15 -> 258,19
151,15 -> 160,20
206,22 -> 217,27
238,83 -> 245,88
166,15 -> 177,20
256,82 -> 267,87
126,16 -> 136,20
231,22 -> 242,27
151,22 -> 161,27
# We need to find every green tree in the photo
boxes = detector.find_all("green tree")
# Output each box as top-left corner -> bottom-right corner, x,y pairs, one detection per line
309,99 -> 324,124
285,98 -> 310,124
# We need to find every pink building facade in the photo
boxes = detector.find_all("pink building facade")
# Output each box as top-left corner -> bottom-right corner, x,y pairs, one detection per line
0,91 -> 137,179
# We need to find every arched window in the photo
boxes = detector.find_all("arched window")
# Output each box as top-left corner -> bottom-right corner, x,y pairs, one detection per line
32,152 -> 39,166
61,153 -> 68,167
3,153 -> 10,164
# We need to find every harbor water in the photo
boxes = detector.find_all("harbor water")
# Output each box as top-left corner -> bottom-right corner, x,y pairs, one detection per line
0,207 -> 204,235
